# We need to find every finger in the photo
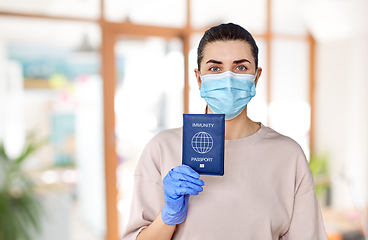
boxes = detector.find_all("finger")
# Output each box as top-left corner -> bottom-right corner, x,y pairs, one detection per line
164,179 -> 203,198
168,179 -> 203,195
178,181 -> 204,193
174,186 -> 202,196
174,165 -> 200,178
169,171 -> 205,186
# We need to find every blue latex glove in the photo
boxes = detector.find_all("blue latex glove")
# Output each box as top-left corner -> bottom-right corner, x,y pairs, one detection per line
161,164 -> 204,225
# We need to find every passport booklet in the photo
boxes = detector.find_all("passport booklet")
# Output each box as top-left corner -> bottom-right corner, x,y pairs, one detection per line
182,114 -> 225,176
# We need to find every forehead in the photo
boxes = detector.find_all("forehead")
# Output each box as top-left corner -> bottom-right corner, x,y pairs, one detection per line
202,40 -> 253,62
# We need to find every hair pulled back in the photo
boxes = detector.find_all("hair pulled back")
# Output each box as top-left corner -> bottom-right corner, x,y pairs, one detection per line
197,23 -> 259,71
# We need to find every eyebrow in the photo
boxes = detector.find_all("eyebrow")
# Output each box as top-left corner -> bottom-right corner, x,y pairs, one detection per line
205,59 -> 251,64
206,59 -> 222,64
234,59 -> 251,64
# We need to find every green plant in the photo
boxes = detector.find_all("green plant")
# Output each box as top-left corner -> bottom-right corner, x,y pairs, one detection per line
0,134 -> 47,240
309,153 -> 330,205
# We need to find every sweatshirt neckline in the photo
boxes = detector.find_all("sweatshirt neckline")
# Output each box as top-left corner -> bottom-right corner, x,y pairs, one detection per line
225,122 -> 267,147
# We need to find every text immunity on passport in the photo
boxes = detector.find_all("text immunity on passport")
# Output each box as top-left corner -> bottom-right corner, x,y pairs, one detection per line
192,123 -> 215,127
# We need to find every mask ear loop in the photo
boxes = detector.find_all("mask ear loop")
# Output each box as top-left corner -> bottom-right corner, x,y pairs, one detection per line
254,69 -> 258,82
199,72 -> 208,114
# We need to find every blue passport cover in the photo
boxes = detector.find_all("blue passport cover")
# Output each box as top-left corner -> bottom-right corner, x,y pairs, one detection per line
182,114 -> 225,176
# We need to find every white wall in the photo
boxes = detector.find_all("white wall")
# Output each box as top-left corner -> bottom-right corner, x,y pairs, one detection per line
74,75 -> 106,237
315,35 -> 368,208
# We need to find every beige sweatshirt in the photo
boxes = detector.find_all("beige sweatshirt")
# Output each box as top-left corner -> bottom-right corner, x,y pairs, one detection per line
121,123 -> 328,240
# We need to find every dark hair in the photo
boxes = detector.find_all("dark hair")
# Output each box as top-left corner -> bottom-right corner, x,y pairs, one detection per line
197,23 -> 259,71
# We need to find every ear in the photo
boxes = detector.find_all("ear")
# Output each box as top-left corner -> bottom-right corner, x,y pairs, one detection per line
194,68 -> 202,90
254,67 -> 262,87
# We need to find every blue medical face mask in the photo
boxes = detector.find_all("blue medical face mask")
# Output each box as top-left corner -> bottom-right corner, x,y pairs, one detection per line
200,71 -> 257,120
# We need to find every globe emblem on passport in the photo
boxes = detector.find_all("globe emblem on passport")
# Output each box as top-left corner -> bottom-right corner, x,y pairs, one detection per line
191,132 -> 213,154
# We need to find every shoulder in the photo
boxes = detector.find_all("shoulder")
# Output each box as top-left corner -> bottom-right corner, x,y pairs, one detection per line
135,127 -> 182,178
257,124 -> 308,170
153,127 -> 182,141
260,125 -> 314,194
140,127 -> 182,153
146,127 -> 182,150
260,124 -> 304,155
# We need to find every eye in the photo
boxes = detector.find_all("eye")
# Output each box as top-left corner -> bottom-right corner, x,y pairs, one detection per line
209,66 -> 220,72
236,65 -> 247,71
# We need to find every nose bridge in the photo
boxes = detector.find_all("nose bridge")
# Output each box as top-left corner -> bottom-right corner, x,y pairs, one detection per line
224,73 -> 233,89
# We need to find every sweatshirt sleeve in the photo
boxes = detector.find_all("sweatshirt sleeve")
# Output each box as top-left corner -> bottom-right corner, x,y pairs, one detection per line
280,151 -> 328,240
121,137 -> 165,240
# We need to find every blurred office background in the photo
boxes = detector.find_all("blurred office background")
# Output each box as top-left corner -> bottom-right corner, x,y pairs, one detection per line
0,0 -> 367,239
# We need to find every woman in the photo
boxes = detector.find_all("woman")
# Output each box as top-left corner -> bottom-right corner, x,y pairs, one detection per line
122,23 -> 328,240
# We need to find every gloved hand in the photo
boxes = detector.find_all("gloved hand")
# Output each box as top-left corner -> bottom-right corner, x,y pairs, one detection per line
161,164 -> 204,225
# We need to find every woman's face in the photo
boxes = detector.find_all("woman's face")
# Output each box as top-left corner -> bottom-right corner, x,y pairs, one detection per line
195,40 -> 261,89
